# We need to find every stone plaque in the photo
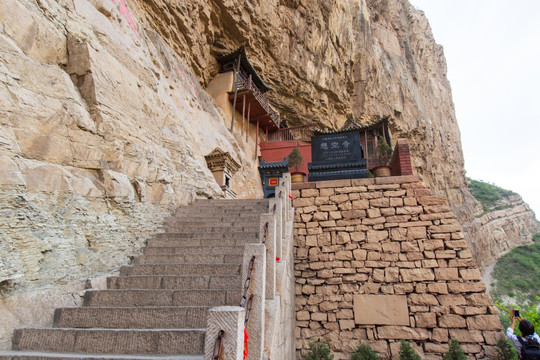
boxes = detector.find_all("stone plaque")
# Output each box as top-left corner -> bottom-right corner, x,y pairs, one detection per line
353,294 -> 409,325
311,132 -> 363,163
308,132 -> 367,182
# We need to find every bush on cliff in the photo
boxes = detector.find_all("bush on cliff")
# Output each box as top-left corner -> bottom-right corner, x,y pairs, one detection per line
495,338 -> 518,360
302,340 -> 334,360
352,343 -> 379,360
492,234 -> 540,305
442,340 -> 467,360
467,178 -> 515,213
399,340 -> 421,360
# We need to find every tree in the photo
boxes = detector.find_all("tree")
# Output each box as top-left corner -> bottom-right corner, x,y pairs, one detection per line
352,343 -> 379,360
302,340 -> 334,360
399,340 -> 421,360
376,136 -> 392,164
442,340 -> 467,360
288,147 -> 303,173
495,338 -> 518,360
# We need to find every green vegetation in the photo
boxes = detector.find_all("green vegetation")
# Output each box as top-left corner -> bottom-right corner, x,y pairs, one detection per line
491,234 -> 540,305
352,343 -> 379,360
495,338 -> 518,360
399,340 -> 421,360
467,178 -> 515,213
496,299 -> 540,336
376,136 -> 392,163
442,340 -> 467,360
302,340 -> 334,360
288,147 -> 304,173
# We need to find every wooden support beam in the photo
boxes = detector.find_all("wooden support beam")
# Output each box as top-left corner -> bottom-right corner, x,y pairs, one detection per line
241,94 -> 246,136
255,118 -> 260,160
246,102 -> 251,142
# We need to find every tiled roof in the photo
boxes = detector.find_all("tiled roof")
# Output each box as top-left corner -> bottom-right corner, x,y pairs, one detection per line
217,46 -> 272,92
258,157 -> 290,170
313,116 -> 389,135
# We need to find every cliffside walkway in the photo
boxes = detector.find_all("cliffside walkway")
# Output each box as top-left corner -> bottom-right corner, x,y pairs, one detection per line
0,199 -> 272,359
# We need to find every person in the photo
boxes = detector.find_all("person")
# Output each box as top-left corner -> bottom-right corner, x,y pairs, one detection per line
506,309 -> 540,358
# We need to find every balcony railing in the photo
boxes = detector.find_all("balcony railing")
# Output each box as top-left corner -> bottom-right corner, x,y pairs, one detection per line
265,125 -> 313,143
235,73 -> 280,127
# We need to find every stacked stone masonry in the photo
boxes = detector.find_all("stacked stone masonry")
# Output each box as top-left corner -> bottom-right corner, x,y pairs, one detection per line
292,176 -> 503,360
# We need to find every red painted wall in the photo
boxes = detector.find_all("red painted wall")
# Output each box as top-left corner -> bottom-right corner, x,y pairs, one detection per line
260,141 -> 312,175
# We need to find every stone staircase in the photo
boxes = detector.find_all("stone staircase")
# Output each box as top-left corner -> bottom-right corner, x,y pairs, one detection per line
0,199 -> 269,360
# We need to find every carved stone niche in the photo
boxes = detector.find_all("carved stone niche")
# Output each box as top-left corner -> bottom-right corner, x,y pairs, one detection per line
205,148 -> 241,198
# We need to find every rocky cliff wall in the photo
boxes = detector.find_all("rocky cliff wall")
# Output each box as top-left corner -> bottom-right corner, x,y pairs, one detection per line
0,0 -> 263,348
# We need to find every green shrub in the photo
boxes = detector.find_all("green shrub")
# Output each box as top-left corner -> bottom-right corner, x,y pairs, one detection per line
496,300 -> 540,336
399,340 -> 421,360
467,178 -> 515,213
495,338 -> 518,360
302,340 -> 334,360
442,340 -> 467,360
352,343 -> 379,360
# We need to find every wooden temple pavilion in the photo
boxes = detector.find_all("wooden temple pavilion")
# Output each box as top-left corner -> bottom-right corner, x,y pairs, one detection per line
212,46 -> 281,157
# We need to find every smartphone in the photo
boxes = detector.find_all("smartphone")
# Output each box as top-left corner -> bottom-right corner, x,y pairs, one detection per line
514,309 -> 520,317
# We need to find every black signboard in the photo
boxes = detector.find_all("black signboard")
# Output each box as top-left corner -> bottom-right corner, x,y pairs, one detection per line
308,132 -> 368,182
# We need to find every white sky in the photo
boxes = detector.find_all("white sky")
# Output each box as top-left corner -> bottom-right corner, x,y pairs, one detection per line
409,0 -> 540,218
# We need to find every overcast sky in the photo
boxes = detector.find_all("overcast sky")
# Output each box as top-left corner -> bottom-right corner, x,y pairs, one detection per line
408,0 -> 540,218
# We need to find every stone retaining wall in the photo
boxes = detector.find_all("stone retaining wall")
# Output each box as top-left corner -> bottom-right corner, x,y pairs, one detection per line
292,176 -> 503,360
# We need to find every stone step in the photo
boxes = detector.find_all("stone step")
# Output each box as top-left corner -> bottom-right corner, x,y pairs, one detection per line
162,220 -> 260,227
162,225 -> 259,232
12,328 -> 204,355
193,199 -> 269,205
154,231 -> 259,239
133,253 -> 242,265
142,245 -> 243,256
146,237 -> 257,247
171,208 -> 268,216
0,351 -> 204,360
83,289 -> 240,307
107,275 -> 241,290
119,263 -> 241,276
53,306 -> 209,329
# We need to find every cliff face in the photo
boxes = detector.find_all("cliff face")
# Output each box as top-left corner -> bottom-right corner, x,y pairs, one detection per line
0,0 -> 537,349
464,194 -> 540,270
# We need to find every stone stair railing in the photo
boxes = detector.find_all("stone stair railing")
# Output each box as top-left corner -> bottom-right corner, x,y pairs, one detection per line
204,174 -> 294,360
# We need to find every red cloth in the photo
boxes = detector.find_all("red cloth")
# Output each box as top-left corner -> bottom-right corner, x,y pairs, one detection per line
288,192 -> 294,199
244,327 -> 249,359
276,257 -> 280,262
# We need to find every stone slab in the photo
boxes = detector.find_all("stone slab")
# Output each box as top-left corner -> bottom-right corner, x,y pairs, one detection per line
353,294 -> 408,325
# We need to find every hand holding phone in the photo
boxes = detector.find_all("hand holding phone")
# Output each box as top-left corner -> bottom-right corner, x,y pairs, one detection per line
514,309 -> 520,317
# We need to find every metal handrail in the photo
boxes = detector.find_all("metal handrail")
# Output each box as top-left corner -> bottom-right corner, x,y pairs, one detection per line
212,330 -> 224,359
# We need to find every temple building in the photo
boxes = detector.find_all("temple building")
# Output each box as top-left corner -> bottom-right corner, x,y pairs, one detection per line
207,46 -> 281,159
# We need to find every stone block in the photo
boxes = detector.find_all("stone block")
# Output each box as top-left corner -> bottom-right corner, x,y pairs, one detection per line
339,319 -> 356,330
434,268 -> 459,281
417,195 -> 446,206
438,314 -> 466,328
376,326 -> 429,340
382,242 -> 400,253
353,295 -> 409,325
429,224 -> 461,233
316,179 -> 351,188
367,230 -> 388,243
423,240 -> 444,251
448,329 -> 484,343
426,283 -> 447,295
466,315 -> 502,331
415,312 -> 437,328
384,267 -> 399,283
432,328 -> 449,343
447,282 -> 486,293
424,343 -> 449,354
390,228 -> 408,241
353,249 -> 367,260
435,250 -> 456,259
396,206 -> 423,215
438,295 -> 467,306
409,293 -> 439,306
301,189 -> 319,197
466,293 -> 494,306
293,197 -> 315,207
407,226 -> 427,239
400,268 -> 434,282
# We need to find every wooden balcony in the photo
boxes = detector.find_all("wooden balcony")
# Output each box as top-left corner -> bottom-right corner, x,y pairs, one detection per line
228,74 -> 280,131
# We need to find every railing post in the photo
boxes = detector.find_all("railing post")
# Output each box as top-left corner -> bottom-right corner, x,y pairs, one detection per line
260,214 -> 276,299
204,306 -> 245,360
268,198 -> 282,263
275,185 -> 287,239
241,244 -> 266,360
280,174 -> 293,222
